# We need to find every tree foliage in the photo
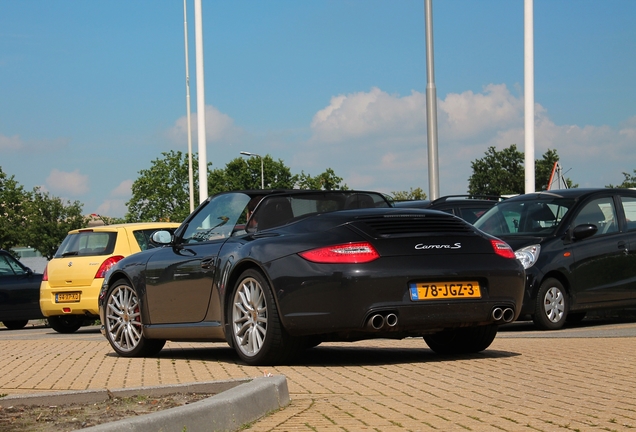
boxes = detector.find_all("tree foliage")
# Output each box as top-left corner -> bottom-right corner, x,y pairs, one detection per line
390,187 -> 427,201
0,166 -> 87,258
0,168 -> 29,251
126,150 -> 205,223
126,152 -> 348,223
606,170 -> 636,188
24,188 -> 87,260
468,145 -> 576,196
295,168 -> 348,190
208,156 -> 296,194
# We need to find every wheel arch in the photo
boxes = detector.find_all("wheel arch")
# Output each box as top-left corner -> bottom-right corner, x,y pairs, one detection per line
539,270 -> 572,303
221,259 -> 275,342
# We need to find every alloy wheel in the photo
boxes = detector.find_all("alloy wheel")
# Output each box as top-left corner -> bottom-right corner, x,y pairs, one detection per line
232,276 -> 268,358
105,284 -> 143,353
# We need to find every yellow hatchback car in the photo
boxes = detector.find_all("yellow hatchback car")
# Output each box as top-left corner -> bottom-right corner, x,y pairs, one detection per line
40,222 -> 180,333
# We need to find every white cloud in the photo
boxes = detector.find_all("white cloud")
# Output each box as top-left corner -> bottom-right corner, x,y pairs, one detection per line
300,85 -> 636,196
45,169 -> 89,196
167,105 -> 244,145
0,134 -> 23,151
110,179 -> 133,198
95,199 -> 128,218
310,87 -> 426,143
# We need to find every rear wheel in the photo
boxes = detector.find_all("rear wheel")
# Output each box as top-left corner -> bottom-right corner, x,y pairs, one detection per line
424,324 -> 498,355
230,269 -> 300,365
103,280 -> 165,357
48,315 -> 83,333
2,320 -> 29,330
533,278 -> 568,330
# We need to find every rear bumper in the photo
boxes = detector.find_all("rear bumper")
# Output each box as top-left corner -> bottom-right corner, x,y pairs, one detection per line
268,254 -> 525,338
39,279 -> 102,317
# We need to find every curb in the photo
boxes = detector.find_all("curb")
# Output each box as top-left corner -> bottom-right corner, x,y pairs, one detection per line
0,375 -> 290,432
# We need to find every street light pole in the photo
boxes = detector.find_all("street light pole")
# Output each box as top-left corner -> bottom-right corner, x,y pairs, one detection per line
240,151 -> 264,189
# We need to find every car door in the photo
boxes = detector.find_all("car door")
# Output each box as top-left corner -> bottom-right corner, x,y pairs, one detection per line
144,193 -> 251,324
569,195 -> 631,304
617,193 -> 636,301
0,253 -> 42,320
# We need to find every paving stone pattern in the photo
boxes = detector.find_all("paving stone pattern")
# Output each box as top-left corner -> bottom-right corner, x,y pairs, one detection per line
0,329 -> 634,431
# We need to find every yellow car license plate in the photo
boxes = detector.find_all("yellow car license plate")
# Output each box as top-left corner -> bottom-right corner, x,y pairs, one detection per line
409,282 -> 481,300
55,292 -> 81,303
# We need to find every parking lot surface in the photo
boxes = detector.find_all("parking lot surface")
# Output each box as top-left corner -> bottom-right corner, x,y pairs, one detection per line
1,317 -> 635,431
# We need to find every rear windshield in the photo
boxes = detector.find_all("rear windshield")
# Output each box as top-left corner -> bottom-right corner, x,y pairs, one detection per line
474,197 -> 574,237
55,231 -> 117,258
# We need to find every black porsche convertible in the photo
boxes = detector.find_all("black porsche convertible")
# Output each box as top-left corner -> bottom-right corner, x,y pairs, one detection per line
99,190 -> 525,365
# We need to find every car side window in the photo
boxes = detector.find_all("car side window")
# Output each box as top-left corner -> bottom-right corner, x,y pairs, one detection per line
0,254 -> 25,276
573,197 -> 618,236
619,196 -> 636,232
181,193 -> 251,243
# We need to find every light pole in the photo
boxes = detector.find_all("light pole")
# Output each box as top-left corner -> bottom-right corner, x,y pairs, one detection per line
240,151 -> 264,189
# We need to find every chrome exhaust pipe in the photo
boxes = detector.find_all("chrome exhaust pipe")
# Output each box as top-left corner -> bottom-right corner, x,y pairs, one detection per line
502,308 -> 515,323
370,314 -> 385,330
385,313 -> 398,327
492,307 -> 504,321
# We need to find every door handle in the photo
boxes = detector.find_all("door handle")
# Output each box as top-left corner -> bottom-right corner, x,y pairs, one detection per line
618,241 -> 628,255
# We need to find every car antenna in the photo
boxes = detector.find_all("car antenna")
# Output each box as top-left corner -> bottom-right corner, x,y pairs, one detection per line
91,213 -> 109,225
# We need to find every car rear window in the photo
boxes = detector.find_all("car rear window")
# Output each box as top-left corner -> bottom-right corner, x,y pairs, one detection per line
54,231 -> 117,258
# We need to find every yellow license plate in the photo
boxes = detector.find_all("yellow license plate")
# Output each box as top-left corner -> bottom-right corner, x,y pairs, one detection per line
55,292 -> 81,303
409,282 -> 481,300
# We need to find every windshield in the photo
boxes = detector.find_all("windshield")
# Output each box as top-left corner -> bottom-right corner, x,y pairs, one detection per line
474,197 -> 574,236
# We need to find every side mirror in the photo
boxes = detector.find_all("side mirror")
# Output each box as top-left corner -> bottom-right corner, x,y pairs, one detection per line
151,230 -> 173,245
572,224 -> 598,241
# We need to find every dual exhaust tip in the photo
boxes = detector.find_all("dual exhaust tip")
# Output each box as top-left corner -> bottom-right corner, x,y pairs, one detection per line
368,312 -> 398,330
492,307 -> 515,323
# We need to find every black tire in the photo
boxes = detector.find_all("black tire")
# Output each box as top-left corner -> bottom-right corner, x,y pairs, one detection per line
103,280 -> 165,357
424,324 -> 498,355
533,278 -> 568,330
2,320 -> 29,330
229,269 -> 300,365
48,315 -> 83,333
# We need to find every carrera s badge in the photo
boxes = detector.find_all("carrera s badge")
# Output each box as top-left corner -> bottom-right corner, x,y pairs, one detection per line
415,243 -> 461,250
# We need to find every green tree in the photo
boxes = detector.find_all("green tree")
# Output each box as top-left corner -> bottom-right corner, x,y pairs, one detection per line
24,188 -> 87,260
0,167 -> 29,251
606,170 -> 636,188
468,145 -> 525,196
126,150 -> 205,223
295,168 -> 348,190
468,145 -> 576,196
391,187 -> 427,201
535,149 -> 577,190
208,156 -> 296,194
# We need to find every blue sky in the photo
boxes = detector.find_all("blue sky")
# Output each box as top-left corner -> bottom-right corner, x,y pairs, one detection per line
1,1 -> 635,218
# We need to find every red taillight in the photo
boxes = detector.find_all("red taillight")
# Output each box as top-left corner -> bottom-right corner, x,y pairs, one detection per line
299,242 -> 380,264
491,239 -> 515,259
95,255 -> 124,278
42,265 -> 48,281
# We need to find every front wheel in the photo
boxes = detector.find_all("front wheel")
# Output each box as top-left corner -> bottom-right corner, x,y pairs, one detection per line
230,269 -> 300,365
2,320 -> 28,330
48,315 -> 83,333
533,278 -> 568,330
103,280 -> 165,357
424,324 -> 498,355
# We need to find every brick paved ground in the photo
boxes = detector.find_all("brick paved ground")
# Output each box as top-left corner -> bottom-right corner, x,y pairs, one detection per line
1,324 -> 635,431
